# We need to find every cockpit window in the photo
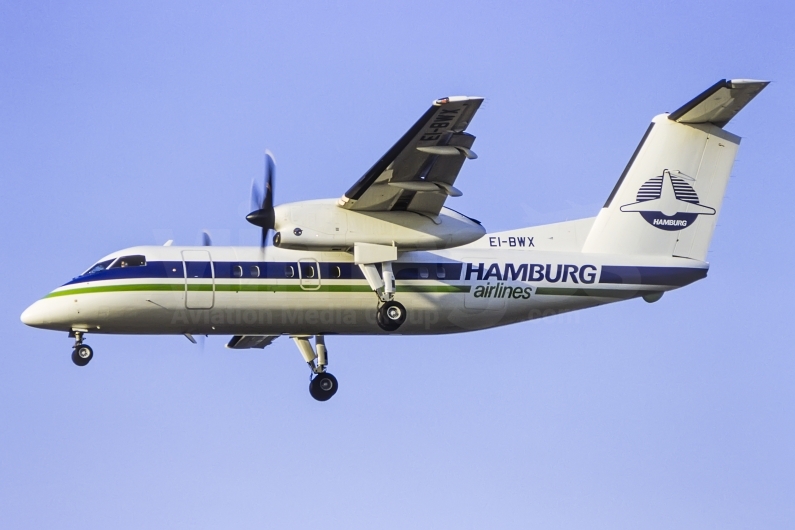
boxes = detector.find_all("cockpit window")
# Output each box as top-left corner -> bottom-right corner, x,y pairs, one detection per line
82,259 -> 114,276
109,255 -> 147,268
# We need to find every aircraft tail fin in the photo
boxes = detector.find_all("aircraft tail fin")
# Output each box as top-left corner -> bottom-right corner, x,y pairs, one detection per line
582,79 -> 768,260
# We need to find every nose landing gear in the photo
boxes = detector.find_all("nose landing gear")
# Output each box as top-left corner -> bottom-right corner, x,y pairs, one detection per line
70,330 -> 93,366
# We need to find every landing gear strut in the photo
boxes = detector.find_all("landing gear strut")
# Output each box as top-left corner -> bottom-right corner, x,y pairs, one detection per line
356,253 -> 407,332
70,331 -> 93,366
293,335 -> 338,401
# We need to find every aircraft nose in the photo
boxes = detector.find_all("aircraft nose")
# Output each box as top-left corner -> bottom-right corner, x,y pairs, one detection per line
21,299 -> 51,328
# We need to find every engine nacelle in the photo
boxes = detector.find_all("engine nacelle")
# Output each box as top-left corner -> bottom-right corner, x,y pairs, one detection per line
272,199 -> 485,251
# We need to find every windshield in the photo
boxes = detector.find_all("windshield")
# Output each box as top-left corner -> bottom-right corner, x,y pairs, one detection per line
109,255 -> 146,268
79,254 -> 147,277
82,259 -> 114,276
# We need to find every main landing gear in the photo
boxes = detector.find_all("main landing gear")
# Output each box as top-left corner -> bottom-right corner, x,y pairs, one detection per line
310,372 -> 338,402
293,335 -> 338,401
355,247 -> 407,332
377,300 -> 406,332
70,330 -> 93,366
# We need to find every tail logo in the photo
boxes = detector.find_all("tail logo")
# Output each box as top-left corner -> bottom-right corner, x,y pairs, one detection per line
620,170 -> 715,231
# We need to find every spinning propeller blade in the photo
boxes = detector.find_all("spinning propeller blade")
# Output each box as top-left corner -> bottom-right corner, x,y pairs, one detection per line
246,151 -> 276,248
250,179 -> 262,213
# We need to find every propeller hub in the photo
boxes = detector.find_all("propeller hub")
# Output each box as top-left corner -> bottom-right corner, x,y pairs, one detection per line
246,208 -> 275,230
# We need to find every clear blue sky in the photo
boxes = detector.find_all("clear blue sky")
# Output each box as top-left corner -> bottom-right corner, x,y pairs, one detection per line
2,1 -> 793,528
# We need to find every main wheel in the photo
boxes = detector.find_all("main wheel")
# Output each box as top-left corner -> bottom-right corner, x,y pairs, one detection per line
71,344 -> 93,366
309,372 -> 338,401
377,301 -> 406,332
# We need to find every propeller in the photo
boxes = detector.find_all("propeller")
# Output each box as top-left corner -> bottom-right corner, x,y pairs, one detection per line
246,151 -> 276,248
198,230 -> 212,350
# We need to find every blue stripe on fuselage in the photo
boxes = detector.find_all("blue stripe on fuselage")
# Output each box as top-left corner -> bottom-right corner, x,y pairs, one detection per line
63,260 -> 705,288
598,266 -> 707,287
64,261 -> 465,286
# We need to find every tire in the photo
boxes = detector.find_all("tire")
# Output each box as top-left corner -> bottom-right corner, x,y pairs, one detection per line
309,372 -> 338,401
377,301 -> 406,332
72,344 -> 93,367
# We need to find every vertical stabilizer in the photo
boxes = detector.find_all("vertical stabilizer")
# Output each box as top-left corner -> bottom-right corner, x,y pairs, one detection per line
582,79 -> 767,260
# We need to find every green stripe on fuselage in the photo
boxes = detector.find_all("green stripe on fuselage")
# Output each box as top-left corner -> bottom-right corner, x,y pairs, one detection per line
45,282 -> 472,298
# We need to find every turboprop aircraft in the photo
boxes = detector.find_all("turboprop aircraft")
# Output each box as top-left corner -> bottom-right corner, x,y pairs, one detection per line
21,79 -> 768,401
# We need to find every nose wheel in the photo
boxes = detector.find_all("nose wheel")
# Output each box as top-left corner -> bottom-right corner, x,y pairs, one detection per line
70,331 -> 93,366
72,344 -> 93,366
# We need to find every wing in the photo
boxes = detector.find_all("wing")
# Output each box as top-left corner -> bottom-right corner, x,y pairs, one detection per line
338,96 -> 484,215
226,335 -> 279,349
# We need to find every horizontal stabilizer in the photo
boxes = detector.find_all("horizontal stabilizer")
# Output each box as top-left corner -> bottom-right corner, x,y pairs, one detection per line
668,79 -> 769,128
226,335 -> 278,349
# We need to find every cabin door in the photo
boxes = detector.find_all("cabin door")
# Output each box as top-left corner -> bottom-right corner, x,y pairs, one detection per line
182,250 -> 215,309
299,258 -> 321,290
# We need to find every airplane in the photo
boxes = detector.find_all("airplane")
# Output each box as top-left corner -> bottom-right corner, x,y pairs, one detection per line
21,79 -> 768,401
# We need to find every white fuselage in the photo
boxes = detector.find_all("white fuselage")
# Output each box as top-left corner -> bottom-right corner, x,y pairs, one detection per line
21,228 -> 708,338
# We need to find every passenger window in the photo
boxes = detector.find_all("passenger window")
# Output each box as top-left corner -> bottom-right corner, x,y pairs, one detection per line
436,265 -> 446,279
232,265 -> 243,278
302,265 -> 316,278
331,266 -> 341,279
419,267 -> 429,279
285,265 -> 295,278
110,255 -> 146,268
250,265 -> 260,278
